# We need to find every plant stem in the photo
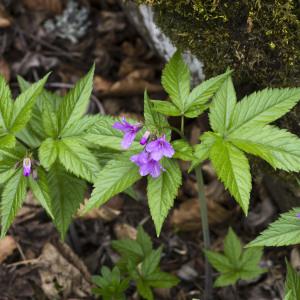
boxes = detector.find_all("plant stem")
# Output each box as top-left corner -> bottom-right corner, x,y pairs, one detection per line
181,115 -> 184,134
195,165 -> 213,300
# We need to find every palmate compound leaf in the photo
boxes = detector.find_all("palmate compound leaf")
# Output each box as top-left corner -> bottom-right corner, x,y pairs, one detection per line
228,125 -> 300,172
1,168 -> 27,238
147,158 -> 182,236
228,87 -> 300,133
248,208 -> 300,247
209,136 -> 251,214
9,74 -> 50,133
57,137 -> 101,183
82,152 -> 141,214
58,65 -> 95,135
209,75 -> 236,134
48,163 -> 86,239
285,260 -> 300,300
39,138 -> 58,170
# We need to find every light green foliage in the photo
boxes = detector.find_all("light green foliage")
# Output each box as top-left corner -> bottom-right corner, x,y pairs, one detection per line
1,169 -> 27,237
205,228 -> 266,287
92,266 -> 129,300
147,158 -> 182,236
172,139 -> 194,161
106,227 -> 179,300
39,138 -> 58,170
284,261 -> 300,300
82,153 -> 141,214
48,163 -> 86,239
248,208 -> 300,247
153,51 -> 231,118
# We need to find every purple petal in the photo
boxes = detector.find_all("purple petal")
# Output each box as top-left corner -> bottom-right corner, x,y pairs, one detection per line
122,131 -> 137,149
140,131 -> 151,146
23,158 -> 31,177
296,213 -> 300,219
162,141 -> 175,158
145,139 -> 160,153
149,150 -> 164,161
149,160 -> 163,178
112,121 -> 128,132
130,151 -> 149,166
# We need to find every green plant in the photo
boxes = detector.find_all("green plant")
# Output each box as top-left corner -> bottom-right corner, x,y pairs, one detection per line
284,260 -> 300,300
205,228 -> 266,287
92,227 -> 179,300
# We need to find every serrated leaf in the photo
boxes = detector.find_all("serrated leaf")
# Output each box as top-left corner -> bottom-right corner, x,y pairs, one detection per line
137,279 -> 153,300
210,138 -> 251,214
82,153 -> 141,214
172,139 -> 194,161
161,51 -> 190,113
48,163 -> 86,239
229,125 -> 300,172
147,158 -> 181,236
248,208 -> 300,247
204,251 -> 232,273
0,75 -> 13,130
228,88 -> 300,133
285,261 -> 300,300
1,169 -> 27,237
214,272 -> 240,287
58,65 -> 95,134
189,132 -> 218,171
184,103 -> 208,118
185,69 -> 232,115
42,101 -> 58,138
224,228 -> 242,266
9,74 -> 49,133
151,100 -> 181,116
57,138 -> 101,183
146,271 -> 179,288
0,134 -> 16,149
112,239 -> 143,260
136,226 -> 153,256
28,167 -> 53,219
141,247 -> 162,276
39,138 -> 58,170
209,75 -> 236,134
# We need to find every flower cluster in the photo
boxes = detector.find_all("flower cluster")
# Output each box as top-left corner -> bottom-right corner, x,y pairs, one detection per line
113,118 -> 174,178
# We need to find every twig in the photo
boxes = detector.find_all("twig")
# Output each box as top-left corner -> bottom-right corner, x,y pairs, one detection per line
195,165 -> 213,300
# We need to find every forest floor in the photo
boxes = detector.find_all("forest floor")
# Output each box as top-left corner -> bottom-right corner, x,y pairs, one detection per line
0,0 -> 293,299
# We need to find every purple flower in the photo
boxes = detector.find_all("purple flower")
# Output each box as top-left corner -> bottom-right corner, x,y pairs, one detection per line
131,151 -> 164,178
23,158 -> 31,177
113,117 -> 142,149
140,130 -> 151,146
296,213 -> 300,219
145,135 -> 174,161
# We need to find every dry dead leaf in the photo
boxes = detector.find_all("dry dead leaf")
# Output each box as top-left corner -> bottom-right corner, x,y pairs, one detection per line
0,236 -> 17,263
0,59 -> 10,81
22,0 -> 64,14
0,4 -> 12,28
114,223 -> 137,240
290,246 -> 300,272
39,242 -> 91,299
94,75 -> 113,92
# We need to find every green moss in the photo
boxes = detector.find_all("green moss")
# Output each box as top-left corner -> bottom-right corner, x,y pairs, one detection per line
137,0 -> 300,91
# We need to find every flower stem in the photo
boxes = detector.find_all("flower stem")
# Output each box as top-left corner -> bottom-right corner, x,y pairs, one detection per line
195,165 -> 213,300
180,115 -> 184,134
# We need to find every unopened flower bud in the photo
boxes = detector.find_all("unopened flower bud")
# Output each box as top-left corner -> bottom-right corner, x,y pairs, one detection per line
140,130 -> 151,146
23,158 -> 31,177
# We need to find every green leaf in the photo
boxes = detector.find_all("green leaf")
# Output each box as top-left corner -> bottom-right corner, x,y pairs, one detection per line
161,51 -> 190,113
285,261 -> 300,300
1,169 -> 27,237
228,88 -> 300,133
204,251 -> 232,273
214,272 -> 240,287
82,153 -> 141,214
9,74 -> 49,133
39,138 -> 58,170
210,138 -> 251,214
83,115 -> 142,150
136,279 -> 153,300
185,69 -> 232,116
229,125 -> 300,172
209,75 -> 236,134
172,139 -> 194,161
42,101 -> 58,138
0,134 -> 16,149
248,208 -> 300,247
136,226 -> 153,256
0,75 -> 13,130
224,228 -> 242,266
58,65 -> 95,134
112,239 -> 144,260
147,158 -> 181,236
57,138 -> 101,183
184,103 -> 208,118
189,132 -> 218,171
141,247 -> 162,276
28,167 -> 53,219
48,163 -> 86,239
151,100 -> 181,116
146,271 -> 179,288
